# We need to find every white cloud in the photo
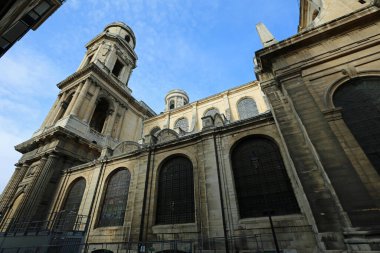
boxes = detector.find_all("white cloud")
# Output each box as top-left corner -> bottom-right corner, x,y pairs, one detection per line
0,46 -> 64,193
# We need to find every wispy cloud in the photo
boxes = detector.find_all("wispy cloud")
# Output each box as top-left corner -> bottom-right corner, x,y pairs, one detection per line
0,46 -> 64,191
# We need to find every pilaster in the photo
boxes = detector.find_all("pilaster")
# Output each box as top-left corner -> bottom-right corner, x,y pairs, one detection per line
71,78 -> 92,116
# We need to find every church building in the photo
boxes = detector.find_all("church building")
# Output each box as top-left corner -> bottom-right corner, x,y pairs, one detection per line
0,0 -> 379,252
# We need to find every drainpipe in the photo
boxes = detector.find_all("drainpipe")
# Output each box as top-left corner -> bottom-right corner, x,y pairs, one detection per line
138,147 -> 152,252
213,133 -> 230,253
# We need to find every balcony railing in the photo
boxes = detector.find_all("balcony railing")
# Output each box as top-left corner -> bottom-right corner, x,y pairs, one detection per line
0,211 -> 88,237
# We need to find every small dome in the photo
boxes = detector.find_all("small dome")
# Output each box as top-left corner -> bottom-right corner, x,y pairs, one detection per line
165,89 -> 189,111
104,21 -> 136,48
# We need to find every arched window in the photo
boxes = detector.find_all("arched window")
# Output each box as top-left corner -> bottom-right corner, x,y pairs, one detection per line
237,98 -> 259,120
174,118 -> 189,132
204,108 -> 219,118
333,77 -> 380,174
58,178 -> 86,230
90,98 -> 110,133
231,136 -> 299,218
156,156 -> 194,224
150,126 -> 161,136
98,169 -> 131,227
169,100 -> 175,110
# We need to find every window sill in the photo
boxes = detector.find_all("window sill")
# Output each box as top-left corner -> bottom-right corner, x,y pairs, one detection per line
239,213 -> 304,225
152,223 -> 197,234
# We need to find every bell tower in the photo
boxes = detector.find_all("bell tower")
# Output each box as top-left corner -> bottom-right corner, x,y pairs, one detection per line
77,22 -> 137,90
0,22 -> 154,230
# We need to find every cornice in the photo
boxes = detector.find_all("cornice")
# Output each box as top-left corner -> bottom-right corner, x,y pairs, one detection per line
15,126 -> 102,154
56,63 -> 155,118
255,5 -> 380,66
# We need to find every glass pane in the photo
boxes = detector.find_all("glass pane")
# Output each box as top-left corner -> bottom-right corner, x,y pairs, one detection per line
98,169 -> 131,227
175,118 -> 189,131
238,98 -> 259,120
334,77 -> 380,174
204,108 -> 219,118
231,136 -> 299,218
156,157 -> 194,224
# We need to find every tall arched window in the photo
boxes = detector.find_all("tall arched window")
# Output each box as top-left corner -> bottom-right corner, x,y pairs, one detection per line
90,98 -> 110,133
204,108 -> 219,118
98,169 -> 131,227
174,118 -> 189,132
334,77 -> 380,174
58,178 -> 86,230
156,156 -> 194,224
237,98 -> 259,120
231,136 -> 299,218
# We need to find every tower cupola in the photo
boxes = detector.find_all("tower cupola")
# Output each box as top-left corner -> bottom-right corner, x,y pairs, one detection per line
78,22 -> 138,91
165,89 -> 189,111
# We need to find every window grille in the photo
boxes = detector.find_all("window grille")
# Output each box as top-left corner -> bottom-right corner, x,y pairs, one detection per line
174,118 -> 189,132
204,108 -> 219,118
98,169 -> 131,227
231,136 -> 299,218
156,156 -> 194,224
237,98 -> 259,120
334,77 -> 380,174
58,178 -> 86,230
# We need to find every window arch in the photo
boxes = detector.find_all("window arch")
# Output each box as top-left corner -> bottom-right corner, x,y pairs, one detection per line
231,136 -> 299,218
57,178 -> 86,230
204,108 -> 219,118
90,98 -> 110,133
169,100 -> 175,110
174,117 -> 189,132
156,156 -> 194,224
237,97 -> 259,120
333,77 -> 380,174
98,169 -> 131,227
150,126 -> 161,136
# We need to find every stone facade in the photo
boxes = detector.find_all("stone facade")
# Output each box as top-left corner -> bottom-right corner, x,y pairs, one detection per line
0,1 -> 380,252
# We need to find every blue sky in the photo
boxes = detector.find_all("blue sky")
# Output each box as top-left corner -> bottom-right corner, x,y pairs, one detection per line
0,0 -> 299,192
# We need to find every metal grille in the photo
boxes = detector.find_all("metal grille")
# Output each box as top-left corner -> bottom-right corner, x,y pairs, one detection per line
231,136 -> 299,218
238,98 -> 259,120
334,77 -> 380,174
98,169 -> 131,227
57,178 -> 86,231
156,156 -> 195,224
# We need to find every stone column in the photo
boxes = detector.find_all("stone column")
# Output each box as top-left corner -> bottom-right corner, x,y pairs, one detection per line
190,102 -> 198,132
105,101 -> 119,136
222,92 -> 231,121
50,92 -> 70,124
117,106 -> 127,140
40,94 -> 62,128
84,86 -> 101,123
64,82 -> 83,117
13,154 -> 59,223
71,78 -> 92,117
0,164 -> 28,215
5,157 -> 48,227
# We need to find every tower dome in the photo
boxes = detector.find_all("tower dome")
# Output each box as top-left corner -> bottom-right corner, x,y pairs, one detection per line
78,21 -> 138,91
104,21 -> 136,49
165,89 -> 189,111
